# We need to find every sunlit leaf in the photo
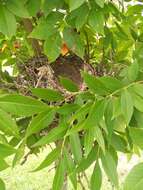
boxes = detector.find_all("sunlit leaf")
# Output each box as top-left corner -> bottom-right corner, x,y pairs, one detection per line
121,90 -> 133,125
32,148 -> 60,172
90,161 -> 102,190
124,162 -> 143,190
52,159 -> 65,190
0,94 -> 49,116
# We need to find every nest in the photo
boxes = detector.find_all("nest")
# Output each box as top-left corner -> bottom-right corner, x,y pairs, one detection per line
16,54 -> 85,95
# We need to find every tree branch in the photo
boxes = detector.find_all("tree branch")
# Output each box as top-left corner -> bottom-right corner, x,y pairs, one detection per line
22,18 -> 42,56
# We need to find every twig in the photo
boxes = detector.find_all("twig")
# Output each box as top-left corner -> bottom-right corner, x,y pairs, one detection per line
78,174 -> 86,190
84,30 -> 90,64
48,165 -> 56,173
83,172 -> 90,188
21,151 -> 32,165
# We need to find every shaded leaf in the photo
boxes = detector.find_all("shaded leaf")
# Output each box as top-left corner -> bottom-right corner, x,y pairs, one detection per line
59,76 -> 79,92
31,88 -> 64,101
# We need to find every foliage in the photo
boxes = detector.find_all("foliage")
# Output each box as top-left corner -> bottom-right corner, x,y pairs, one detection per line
0,0 -> 143,190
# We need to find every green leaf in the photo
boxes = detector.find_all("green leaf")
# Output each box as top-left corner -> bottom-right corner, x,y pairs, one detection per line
94,126 -> 105,153
52,159 -> 65,190
0,157 -> 9,171
44,33 -> 62,62
84,128 -> 95,156
0,5 -> 16,37
115,22 -> 129,40
0,109 -> 19,137
0,94 -> 49,116
134,109 -> 143,128
83,72 -> 108,95
12,144 -> 25,167
26,110 -> 55,138
129,127 -> 143,149
84,100 -> 106,129
111,133 -> 128,152
67,100 -> 106,135
132,84 -> 143,99
30,18 -> 57,40
31,88 -> 64,101
121,90 -> 133,125
99,76 -> 123,93
32,148 -> 60,172
69,0 -> 85,11
32,126 -> 67,147
132,93 -> 143,112
6,0 -> 29,17
104,99 -> 115,138
0,178 -> 5,190
57,104 -> 80,115
0,143 -> 16,158
90,162 -> 102,190
127,62 -> 139,82
63,150 -> 77,189
59,76 -> 79,92
124,162 -> 143,190
69,101 -> 92,124
26,0 -> 41,16
112,98 -> 122,119
63,28 -> 85,58
70,133 -> 82,163
76,146 -> 98,173
101,151 -> 119,187
95,0 -> 104,8
75,4 -> 89,30
42,0 -> 62,16
88,9 -> 104,34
